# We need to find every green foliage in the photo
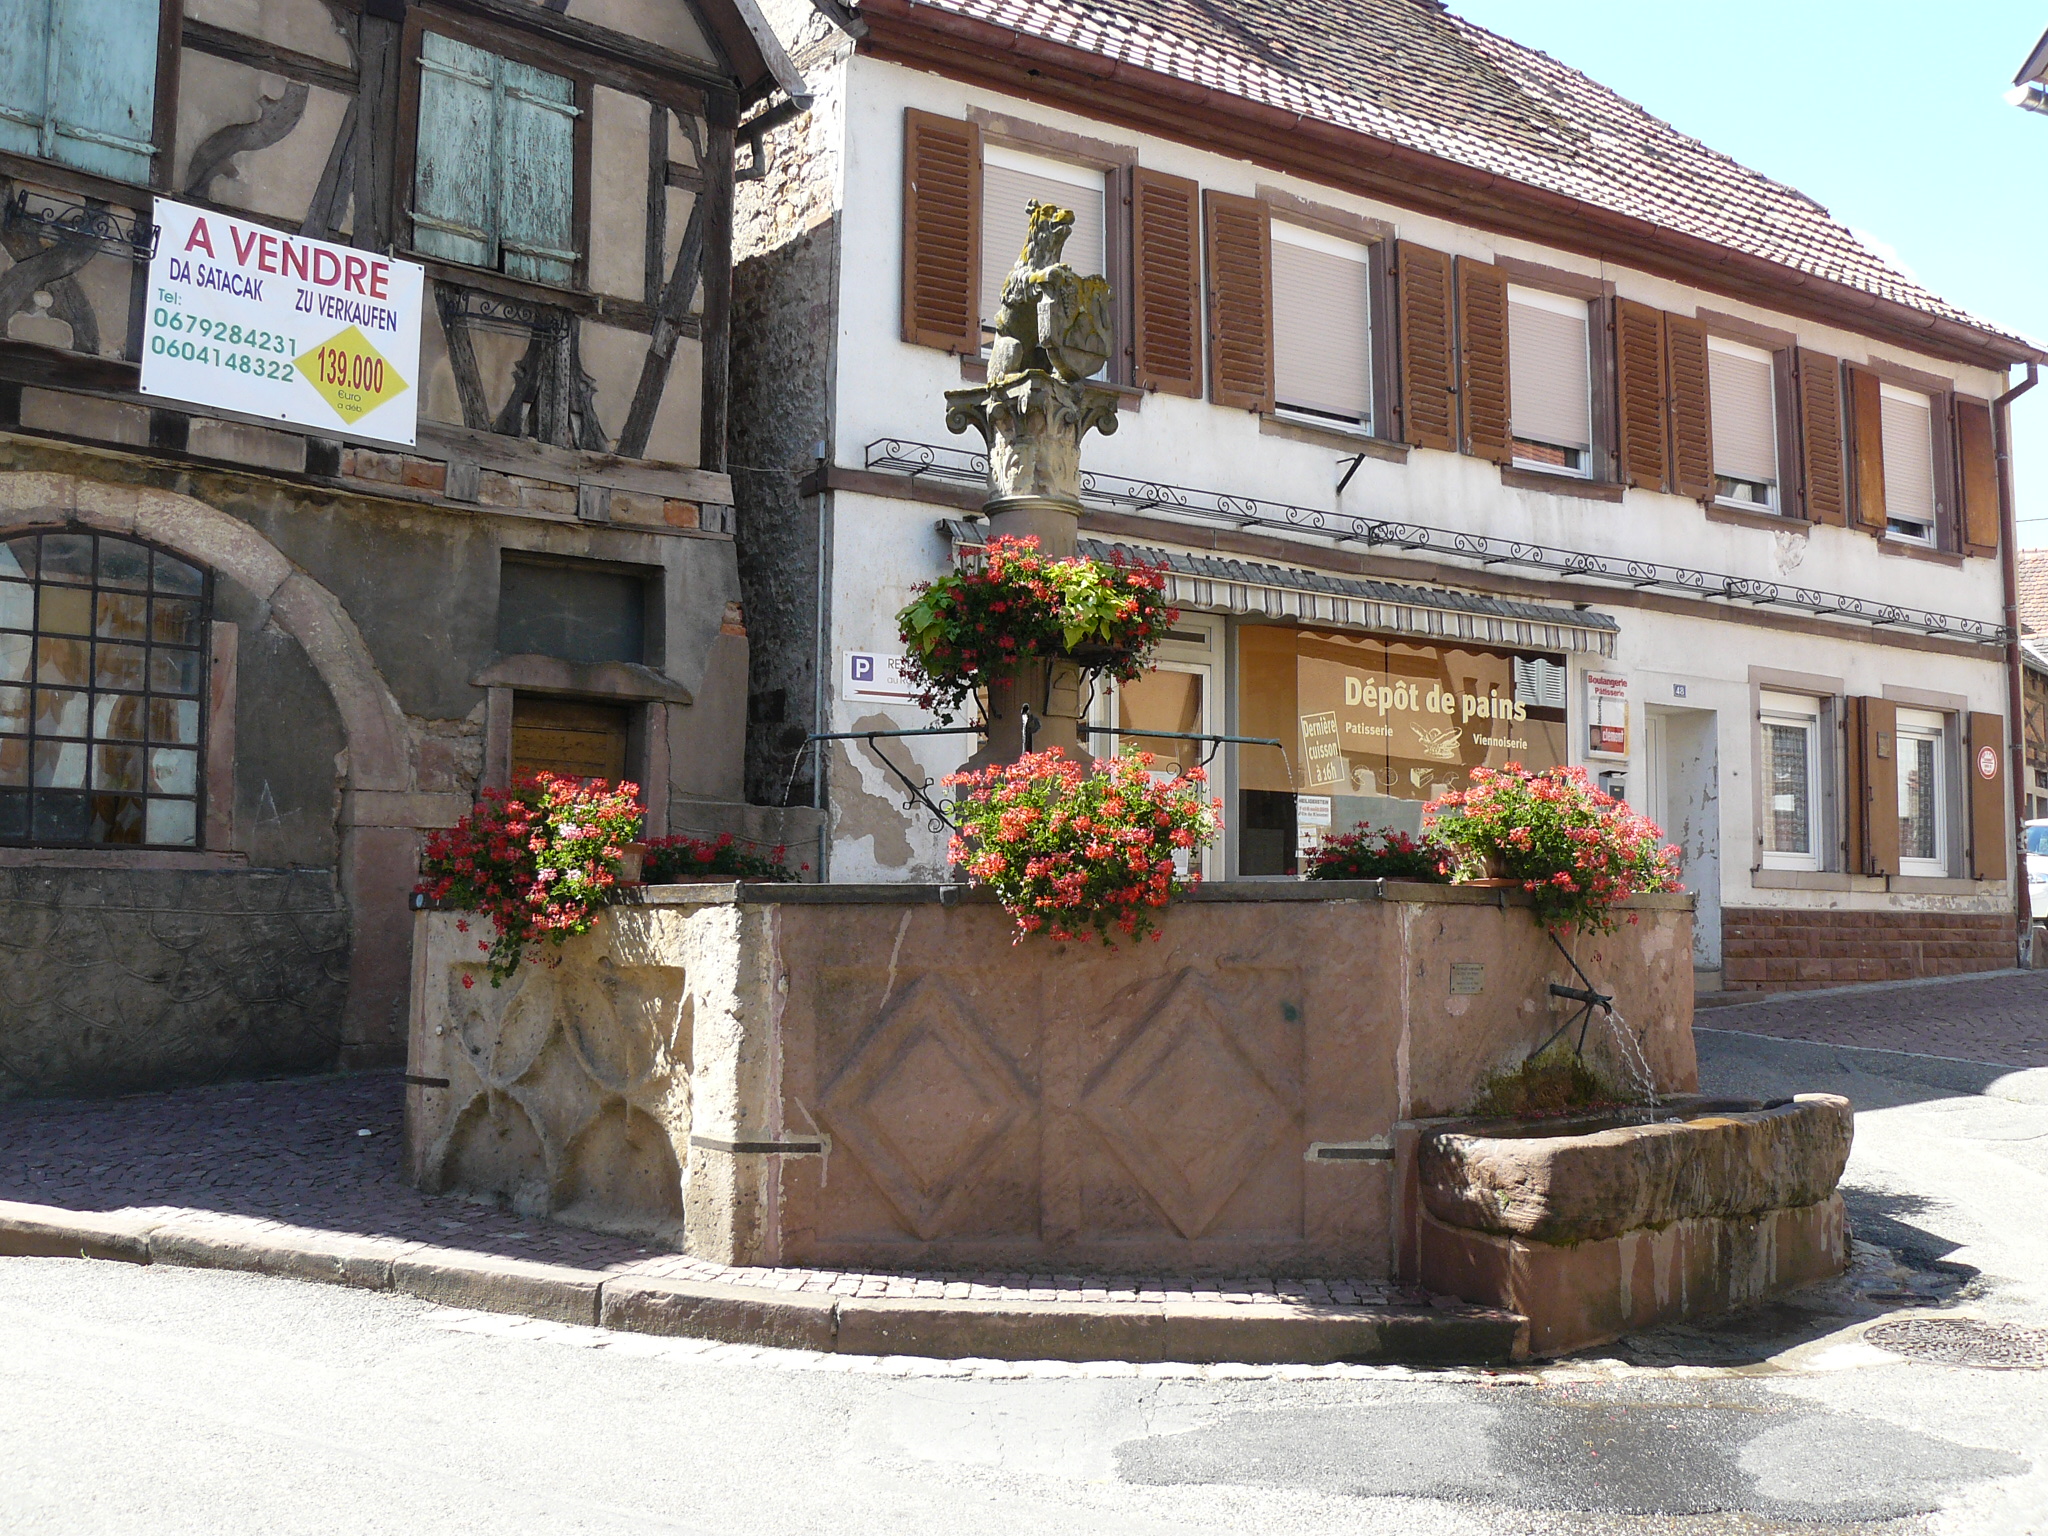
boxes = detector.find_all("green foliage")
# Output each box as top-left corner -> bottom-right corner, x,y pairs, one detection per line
1466,1042 -> 1629,1120
643,833 -> 801,883
1305,824 -> 1455,882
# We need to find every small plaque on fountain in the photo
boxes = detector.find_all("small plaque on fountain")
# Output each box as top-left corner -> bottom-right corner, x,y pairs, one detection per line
1448,962 -> 1486,995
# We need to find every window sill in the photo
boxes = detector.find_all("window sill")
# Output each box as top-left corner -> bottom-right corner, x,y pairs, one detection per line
1706,503 -> 1807,534
0,846 -> 250,871
958,356 -> 1142,412
1748,868 -> 1877,892
472,654 -> 694,703
1890,872 -> 1973,892
1259,413 -> 1408,460
1877,538 -> 1966,568
1499,466 -> 1624,502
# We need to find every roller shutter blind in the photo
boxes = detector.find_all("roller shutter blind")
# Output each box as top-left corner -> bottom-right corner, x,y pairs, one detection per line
1665,316 -> 1715,502
1204,191 -> 1273,411
1130,169 -> 1201,397
1394,243 -> 1454,451
1794,349 -> 1846,526
1507,286 -> 1592,456
1707,335 -> 1781,507
1271,222 -> 1372,426
1969,711 -> 2008,881
0,0 -> 160,184
1878,382 -> 1936,535
1455,257 -> 1510,463
901,110 -> 982,353
981,146 -> 1106,342
1955,398 -> 2000,556
1613,299 -> 1668,489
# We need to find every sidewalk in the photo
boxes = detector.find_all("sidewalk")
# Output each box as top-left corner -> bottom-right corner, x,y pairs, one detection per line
1700,969 -> 2048,1069
0,1071 -> 1517,1365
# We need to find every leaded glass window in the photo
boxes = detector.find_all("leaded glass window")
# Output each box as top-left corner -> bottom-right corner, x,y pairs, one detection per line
0,531 -> 207,847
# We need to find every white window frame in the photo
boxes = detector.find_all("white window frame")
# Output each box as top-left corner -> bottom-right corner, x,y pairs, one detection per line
1270,220 -> 1374,434
1707,335 -> 1780,514
1896,706 -> 1949,876
1506,284 -> 1594,479
1879,381 -> 1938,547
1758,691 -> 1822,871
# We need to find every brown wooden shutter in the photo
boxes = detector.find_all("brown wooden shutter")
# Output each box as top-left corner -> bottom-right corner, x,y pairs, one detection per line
1664,314 -> 1713,501
1793,348 -> 1845,526
1844,362 -> 1888,534
1203,190 -> 1272,411
901,110 -> 982,353
1846,695 -> 1900,876
1129,168 -> 1201,398
1395,242 -> 1455,451
1969,711 -> 2009,880
1955,397 -> 2000,556
1613,299 -> 1668,490
1455,257 -> 1510,462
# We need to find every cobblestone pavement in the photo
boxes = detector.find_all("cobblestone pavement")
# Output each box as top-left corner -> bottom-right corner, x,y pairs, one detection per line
0,1071 -> 1403,1307
1700,968 -> 2048,1068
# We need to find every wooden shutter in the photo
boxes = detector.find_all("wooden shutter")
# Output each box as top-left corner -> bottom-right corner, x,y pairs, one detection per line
0,2 -> 46,165
1793,348 -> 1846,526
1956,397 -> 2001,556
1664,314 -> 1714,501
1129,169 -> 1201,397
1846,695 -> 1900,877
498,59 -> 579,286
1395,243 -> 1455,451
415,34 -> 501,269
1613,300 -> 1668,490
1845,363 -> 1888,534
901,110 -> 982,353
1455,258 -> 1510,463
1969,711 -> 2009,881
1203,191 -> 1272,411
47,0 -> 159,182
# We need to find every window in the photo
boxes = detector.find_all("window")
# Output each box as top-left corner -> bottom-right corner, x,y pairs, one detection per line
1507,285 -> 1593,476
1879,383 -> 1937,545
1759,692 -> 1822,871
1896,707 -> 1948,875
1271,222 -> 1373,431
0,0 -> 161,184
1709,337 -> 1779,511
497,557 -> 646,665
0,531 -> 207,848
412,33 -> 580,286
980,145 -> 1106,352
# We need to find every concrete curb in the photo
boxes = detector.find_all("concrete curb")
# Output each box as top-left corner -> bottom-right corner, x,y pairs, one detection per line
0,1200 -> 1525,1364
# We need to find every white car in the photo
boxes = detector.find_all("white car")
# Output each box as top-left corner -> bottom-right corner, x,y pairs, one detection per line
2030,819 -> 2048,919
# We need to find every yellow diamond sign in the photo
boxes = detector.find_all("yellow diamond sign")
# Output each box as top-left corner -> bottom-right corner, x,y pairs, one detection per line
295,327 -> 409,425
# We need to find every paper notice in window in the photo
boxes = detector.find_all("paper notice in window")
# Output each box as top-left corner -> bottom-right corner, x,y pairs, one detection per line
1586,672 -> 1629,759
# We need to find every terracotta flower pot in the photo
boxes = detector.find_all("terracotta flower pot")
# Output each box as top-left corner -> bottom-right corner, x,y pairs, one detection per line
617,842 -> 647,884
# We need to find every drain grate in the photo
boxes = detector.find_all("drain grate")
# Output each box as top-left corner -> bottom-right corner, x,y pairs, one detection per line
1865,1318 -> 2048,1370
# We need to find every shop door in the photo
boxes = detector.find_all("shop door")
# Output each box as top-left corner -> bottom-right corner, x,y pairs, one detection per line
1095,623 -> 1217,877
1644,706 -> 1721,975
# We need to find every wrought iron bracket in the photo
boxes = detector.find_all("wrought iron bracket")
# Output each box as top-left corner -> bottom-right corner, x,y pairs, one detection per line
801,724 -> 986,836
1529,929 -> 1616,1062
6,189 -> 155,261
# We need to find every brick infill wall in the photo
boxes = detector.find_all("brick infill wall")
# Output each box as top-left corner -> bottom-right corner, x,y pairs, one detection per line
1722,907 -> 2011,991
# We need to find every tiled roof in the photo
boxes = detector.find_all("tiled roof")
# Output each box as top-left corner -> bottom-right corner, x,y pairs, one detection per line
875,0 -> 2030,351
2019,550 -> 2048,638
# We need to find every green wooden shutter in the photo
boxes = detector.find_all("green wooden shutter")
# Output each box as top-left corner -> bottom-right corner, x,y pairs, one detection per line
0,0 -> 158,184
496,59 -> 578,286
48,0 -> 159,182
413,33 -> 499,269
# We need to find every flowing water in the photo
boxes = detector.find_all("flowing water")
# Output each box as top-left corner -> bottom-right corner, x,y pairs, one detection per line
1600,1004 -> 1661,1109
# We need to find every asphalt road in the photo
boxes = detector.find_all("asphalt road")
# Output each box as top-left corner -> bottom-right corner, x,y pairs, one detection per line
5,1030 -> 2046,1536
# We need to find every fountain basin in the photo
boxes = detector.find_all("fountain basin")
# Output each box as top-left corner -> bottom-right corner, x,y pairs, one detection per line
1397,1095 -> 1853,1357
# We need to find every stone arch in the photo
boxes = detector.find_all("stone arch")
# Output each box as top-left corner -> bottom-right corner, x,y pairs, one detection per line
0,472 -> 414,793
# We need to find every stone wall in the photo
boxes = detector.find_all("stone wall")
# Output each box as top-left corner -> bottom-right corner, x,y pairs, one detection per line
407,883 -> 1695,1275
1721,906 -> 2011,991
0,867 -> 348,1099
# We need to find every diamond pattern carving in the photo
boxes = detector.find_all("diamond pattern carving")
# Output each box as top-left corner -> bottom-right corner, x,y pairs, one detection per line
820,978 -> 1030,1240
1082,972 -> 1299,1239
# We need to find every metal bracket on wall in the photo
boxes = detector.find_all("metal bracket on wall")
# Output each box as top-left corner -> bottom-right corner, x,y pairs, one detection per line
1529,929 -> 1616,1063
5,189 -> 155,260
799,724 -> 987,835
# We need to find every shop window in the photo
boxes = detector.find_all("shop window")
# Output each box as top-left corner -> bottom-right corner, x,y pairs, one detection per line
1896,707 -> 1948,875
980,145 -> 1106,356
497,556 -> 646,665
412,33 -> 580,286
0,531 -> 206,848
510,695 -> 629,782
1271,222 -> 1373,431
1709,337 -> 1780,512
0,0 -> 161,184
1879,383 -> 1938,545
1507,285 -> 1593,476
1759,692 -> 1822,871
1234,624 -> 1569,876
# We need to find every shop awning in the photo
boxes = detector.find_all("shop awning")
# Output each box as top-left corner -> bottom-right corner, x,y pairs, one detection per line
942,521 -> 1620,658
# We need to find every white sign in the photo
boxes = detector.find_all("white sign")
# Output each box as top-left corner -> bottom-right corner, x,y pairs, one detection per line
1586,672 -> 1630,760
142,200 -> 423,446
843,651 -> 921,704
1294,794 -> 1333,828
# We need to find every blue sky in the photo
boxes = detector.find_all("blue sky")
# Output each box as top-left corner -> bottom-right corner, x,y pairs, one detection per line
1445,0 -> 2048,541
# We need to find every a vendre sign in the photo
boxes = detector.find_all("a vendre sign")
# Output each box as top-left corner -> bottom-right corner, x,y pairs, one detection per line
141,200 -> 424,447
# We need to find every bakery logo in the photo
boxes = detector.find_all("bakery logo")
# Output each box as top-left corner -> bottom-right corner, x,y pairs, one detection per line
1411,724 -> 1462,762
